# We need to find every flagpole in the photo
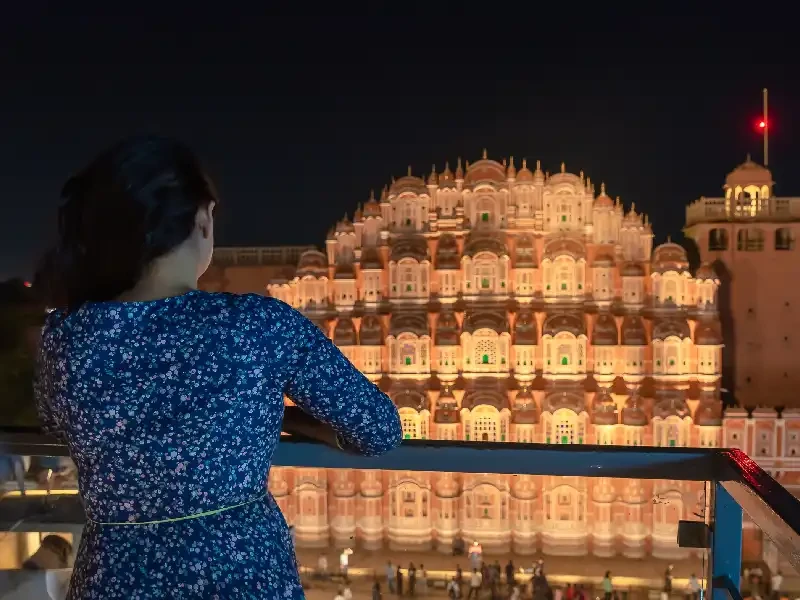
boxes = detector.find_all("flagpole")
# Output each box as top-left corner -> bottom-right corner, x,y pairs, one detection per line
763,88 -> 769,166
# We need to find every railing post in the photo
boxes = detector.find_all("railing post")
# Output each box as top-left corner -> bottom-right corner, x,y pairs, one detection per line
711,481 -> 743,600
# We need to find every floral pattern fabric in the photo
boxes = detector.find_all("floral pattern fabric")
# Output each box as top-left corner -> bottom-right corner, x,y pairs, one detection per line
35,291 -> 402,599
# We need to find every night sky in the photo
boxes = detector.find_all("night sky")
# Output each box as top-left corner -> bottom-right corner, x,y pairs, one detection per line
1,7 -> 798,279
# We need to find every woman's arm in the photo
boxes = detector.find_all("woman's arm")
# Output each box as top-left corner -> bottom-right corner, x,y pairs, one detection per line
275,300 -> 402,457
33,319 -> 66,441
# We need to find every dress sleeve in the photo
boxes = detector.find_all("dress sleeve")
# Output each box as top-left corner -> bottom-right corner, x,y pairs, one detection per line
34,317 -> 66,441
275,300 -> 402,457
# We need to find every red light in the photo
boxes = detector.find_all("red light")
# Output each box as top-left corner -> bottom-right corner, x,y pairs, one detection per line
759,120 -> 767,129
23,281 -> 32,288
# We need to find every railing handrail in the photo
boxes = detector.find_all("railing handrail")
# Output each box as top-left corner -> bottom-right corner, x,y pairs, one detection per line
3,427 -> 800,574
1,427 -> 726,480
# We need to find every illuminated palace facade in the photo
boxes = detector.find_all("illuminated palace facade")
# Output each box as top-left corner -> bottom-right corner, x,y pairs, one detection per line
259,152 -> 732,559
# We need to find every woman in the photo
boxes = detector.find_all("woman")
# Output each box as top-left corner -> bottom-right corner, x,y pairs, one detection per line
34,136 -> 403,599
602,572 -> 613,600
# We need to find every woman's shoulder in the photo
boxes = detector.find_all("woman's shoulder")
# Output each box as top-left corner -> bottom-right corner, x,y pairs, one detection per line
201,292 -> 301,320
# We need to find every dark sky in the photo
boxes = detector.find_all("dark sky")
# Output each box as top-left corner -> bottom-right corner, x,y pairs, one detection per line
1,7 -> 798,278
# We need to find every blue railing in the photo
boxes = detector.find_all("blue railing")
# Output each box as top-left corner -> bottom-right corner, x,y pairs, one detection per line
2,428 -> 800,600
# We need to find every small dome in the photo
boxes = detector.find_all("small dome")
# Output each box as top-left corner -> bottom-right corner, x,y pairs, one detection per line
363,190 -> 381,216
592,313 -> 618,345
436,310 -> 460,346
543,312 -> 586,337
334,261 -> 356,279
621,315 -> 647,345
463,309 -> 508,334
694,321 -> 722,345
360,247 -> 383,270
513,307 -> 538,344
592,387 -> 618,425
391,387 -> 430,411
652,318 -> 691,341
543,235 -> 585,260
695,262 -> 718,281
390,311 -> 429,337
463,233 -> 508,257
652,242 -> 689,272
594,183 -> 614,208
512,387 -> 539,424
516,158 -> 534,182
695,390 -> 722,426
621,262 -> 646,277
653,389 -> 689,419
359,314 -> 384,346
390,235 -> 428,262
463,155 -> 506,185
435,234 -> 460,269
622,392 -> 648,425
297,250 -> 328,274
389,174 -> 427,195
725,157 -> 773,188
333,317 -> 357,346
513,234 -> 537,268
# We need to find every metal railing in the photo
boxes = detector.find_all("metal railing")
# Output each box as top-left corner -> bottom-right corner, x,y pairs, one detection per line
2,429 -> 800,600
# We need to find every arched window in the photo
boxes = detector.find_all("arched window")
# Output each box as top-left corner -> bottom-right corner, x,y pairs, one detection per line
551,408 -> 583,444
473,253 -> 498,292
399,407 -> 421,439
471,405 -> 501,442
737,229 -> 765,251
398,259 -> 419,296
775,228 -> 795,251
475,196 -> 496,228
708,228 -> 728,251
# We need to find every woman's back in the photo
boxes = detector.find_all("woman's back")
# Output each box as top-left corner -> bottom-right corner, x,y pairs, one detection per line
36,291 -> 402,598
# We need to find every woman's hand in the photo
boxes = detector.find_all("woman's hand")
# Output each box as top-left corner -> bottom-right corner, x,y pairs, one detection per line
281,406 -> 339,449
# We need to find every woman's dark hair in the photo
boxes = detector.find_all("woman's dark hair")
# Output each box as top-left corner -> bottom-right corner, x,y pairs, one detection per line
39,136 -> 218,311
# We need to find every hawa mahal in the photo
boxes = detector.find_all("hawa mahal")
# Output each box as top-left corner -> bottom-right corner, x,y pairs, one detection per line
199,153 -> 800,563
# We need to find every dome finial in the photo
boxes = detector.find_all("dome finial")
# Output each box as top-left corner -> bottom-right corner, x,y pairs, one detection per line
579,170 -> 584,180
522,158 -> 527,168
746,152 -> 752,163
631,202 -> 636,212
407,165 -> 412,176
369,189 -> 375,202
601,182 -> 606,195
561,161 -> 566,173
667,234 -> 672,243
536,159 -> 541,171
482,148 -> 487,160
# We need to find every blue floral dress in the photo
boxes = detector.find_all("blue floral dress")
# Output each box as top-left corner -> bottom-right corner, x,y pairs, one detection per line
35,291 -> 402,599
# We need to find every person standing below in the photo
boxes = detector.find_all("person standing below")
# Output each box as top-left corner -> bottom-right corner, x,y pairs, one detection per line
397,565 -> 404,596
408,562 -> 418,596
771,571 -> 783,600
340,549 -> 350,583
34,137 -> 404,600
447,577 -> 460,600
373,580 -> 383,600
505,560 -> 515,589
687,574 -> 700,600
386,561 -> 396,594
662,565 -> 674,600
602,572 -> 613,600
468,568 -> 482,600
418,564 -> 428,596
317,554 -> 329,580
